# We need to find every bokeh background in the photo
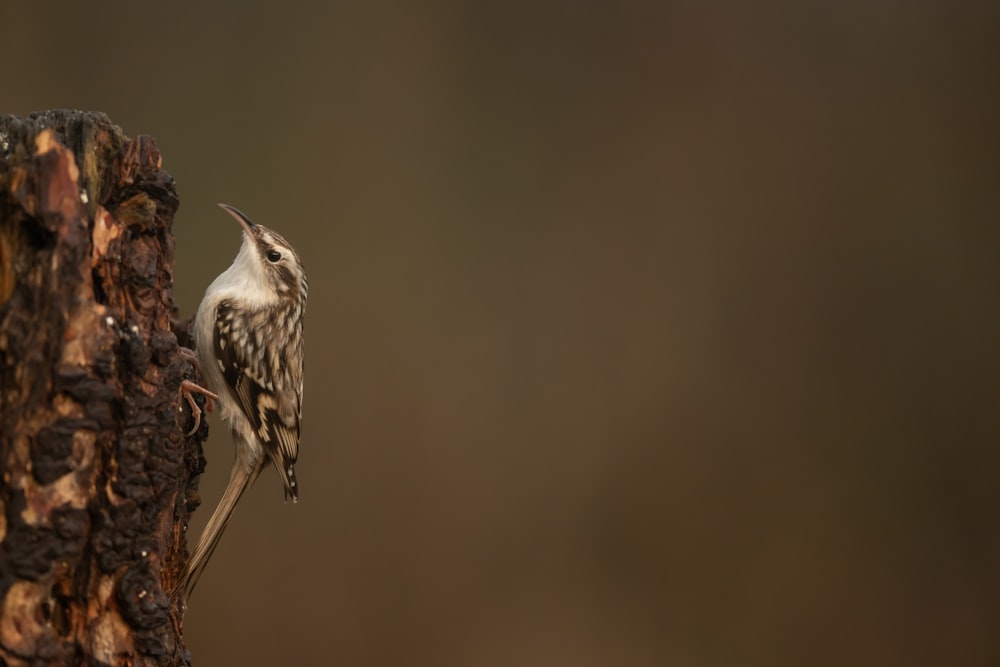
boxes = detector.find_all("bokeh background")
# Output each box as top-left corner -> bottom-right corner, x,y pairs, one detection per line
5,2 -> 1000,665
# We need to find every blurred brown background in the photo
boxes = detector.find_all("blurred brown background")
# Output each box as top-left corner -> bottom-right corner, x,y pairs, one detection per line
5,2 -> 1000,665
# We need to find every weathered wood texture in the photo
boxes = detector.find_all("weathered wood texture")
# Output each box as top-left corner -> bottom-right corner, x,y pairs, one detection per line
0,111 -> 205,666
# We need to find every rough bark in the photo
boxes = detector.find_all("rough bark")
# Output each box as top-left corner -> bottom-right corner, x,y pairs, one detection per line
0,110 -> 205,666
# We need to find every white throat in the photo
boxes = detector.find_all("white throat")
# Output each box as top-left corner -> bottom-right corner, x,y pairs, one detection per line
206,236 -> 276,308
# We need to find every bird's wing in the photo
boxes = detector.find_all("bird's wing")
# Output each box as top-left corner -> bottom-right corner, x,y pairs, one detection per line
214,301 -> 301,493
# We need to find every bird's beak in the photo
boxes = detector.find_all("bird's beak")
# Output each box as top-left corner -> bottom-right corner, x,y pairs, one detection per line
218,203 -> 256,237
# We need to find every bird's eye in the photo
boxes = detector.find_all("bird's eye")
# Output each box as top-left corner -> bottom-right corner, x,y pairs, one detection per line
266,250 -> 282,263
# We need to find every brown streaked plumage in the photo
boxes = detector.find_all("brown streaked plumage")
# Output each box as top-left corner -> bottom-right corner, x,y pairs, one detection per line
172,204 -> 307,602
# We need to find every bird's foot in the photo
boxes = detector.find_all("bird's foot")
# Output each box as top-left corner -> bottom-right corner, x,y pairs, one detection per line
180,379 -> 220,436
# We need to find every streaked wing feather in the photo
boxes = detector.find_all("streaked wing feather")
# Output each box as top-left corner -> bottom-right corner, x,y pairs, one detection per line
214,302 -> 300,469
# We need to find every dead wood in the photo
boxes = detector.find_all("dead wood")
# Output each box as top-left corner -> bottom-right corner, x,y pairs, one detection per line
0,110 -> 204,667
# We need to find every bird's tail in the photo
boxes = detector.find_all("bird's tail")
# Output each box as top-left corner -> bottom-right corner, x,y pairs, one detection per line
172,457 -> 262,602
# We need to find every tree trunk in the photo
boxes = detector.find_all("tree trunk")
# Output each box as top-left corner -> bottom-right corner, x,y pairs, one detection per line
0,110 -> 204,666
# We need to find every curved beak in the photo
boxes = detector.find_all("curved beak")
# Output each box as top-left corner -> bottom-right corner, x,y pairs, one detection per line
218,203 -> 256,236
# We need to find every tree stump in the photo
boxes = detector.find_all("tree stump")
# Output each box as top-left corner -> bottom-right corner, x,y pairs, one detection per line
0,110 -> 204,666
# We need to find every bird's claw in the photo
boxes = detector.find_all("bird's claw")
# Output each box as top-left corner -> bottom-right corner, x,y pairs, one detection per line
181,379 -> 220,436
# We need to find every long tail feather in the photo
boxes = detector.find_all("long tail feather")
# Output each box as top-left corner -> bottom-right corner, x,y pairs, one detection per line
173,457 -> 262,601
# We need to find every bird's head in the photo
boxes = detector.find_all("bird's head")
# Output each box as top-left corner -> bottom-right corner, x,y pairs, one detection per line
219,203 -> 308,307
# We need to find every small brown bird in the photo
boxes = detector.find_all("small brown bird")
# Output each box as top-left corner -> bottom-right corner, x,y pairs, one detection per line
173,204 -> 307,601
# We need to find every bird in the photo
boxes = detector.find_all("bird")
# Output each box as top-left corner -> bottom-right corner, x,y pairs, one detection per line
172,203 -> 308,602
